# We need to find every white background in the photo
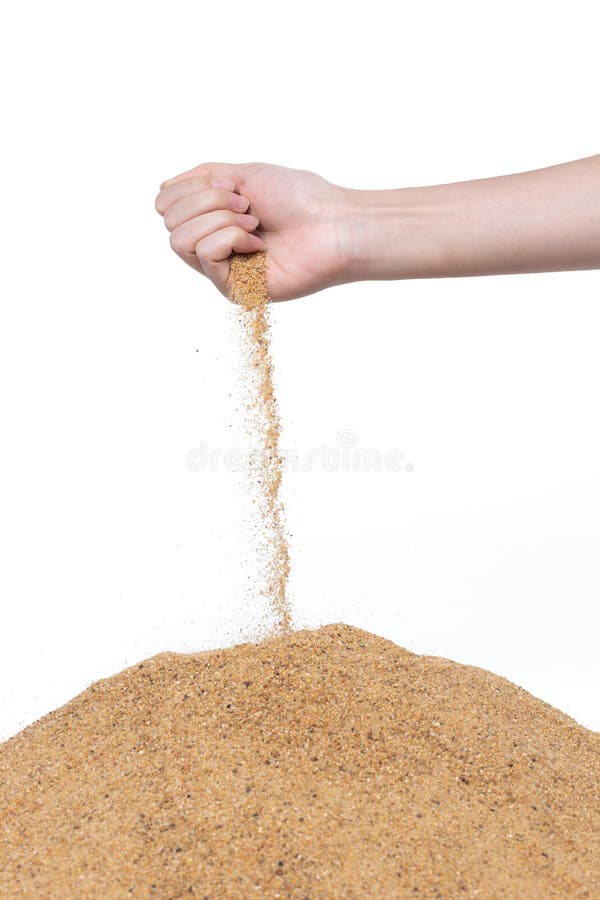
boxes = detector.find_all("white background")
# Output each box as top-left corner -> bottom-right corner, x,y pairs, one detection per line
1,0 -> 598,740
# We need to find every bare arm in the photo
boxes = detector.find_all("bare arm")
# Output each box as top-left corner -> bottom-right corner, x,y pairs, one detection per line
343,155 -> 600,281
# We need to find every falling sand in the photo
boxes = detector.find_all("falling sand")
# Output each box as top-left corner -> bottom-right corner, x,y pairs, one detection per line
1,624 -> 598,898
228,251 -> 291,633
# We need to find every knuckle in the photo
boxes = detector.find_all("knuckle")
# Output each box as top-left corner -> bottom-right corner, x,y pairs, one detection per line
163,208 -> 177,231
207,187 -> 230,208
221,210 -> 240,228
169,230 -> 186,254
193,236 -> 208,261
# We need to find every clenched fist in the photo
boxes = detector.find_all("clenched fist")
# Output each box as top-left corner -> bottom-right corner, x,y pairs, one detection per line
155,162 -> 355,302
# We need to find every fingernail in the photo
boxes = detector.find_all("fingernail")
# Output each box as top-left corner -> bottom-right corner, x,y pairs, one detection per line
211,178 -> 235,191
230,193 -> 250,212
237,213 -> 259,228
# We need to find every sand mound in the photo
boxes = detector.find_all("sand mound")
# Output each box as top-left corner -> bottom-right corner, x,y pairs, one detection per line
1,624 -> 598,898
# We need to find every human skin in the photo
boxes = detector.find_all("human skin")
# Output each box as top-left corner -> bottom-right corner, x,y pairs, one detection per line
155,155 -> 600,302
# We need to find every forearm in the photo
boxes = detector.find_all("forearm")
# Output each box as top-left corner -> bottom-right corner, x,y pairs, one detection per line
342,155 -> 600,281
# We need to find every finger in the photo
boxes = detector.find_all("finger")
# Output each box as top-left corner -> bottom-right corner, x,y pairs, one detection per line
160,162 -> 245,189
155,176 -> 216,214
194,226 -> 264,294
169,211 -> 259,257
163,189 -> 250,231
161,165 -> 211,188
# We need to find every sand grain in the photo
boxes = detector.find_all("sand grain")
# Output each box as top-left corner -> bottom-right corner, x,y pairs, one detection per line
228,250 -> 291,633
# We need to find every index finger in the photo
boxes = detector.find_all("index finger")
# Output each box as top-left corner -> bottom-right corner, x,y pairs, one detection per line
160,162 -> 243,189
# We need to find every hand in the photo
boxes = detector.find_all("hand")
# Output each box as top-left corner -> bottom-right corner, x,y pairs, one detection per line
155,162 -> 354,301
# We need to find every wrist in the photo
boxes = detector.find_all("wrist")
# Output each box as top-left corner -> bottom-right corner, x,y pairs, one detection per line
337,185 -> 449,283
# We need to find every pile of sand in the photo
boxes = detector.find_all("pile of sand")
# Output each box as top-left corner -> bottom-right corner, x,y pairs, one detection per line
1,624 -> 598,897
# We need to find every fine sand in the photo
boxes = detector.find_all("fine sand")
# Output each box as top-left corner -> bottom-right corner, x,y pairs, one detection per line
228,250 -> 291,634
1,624 -> 598,898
